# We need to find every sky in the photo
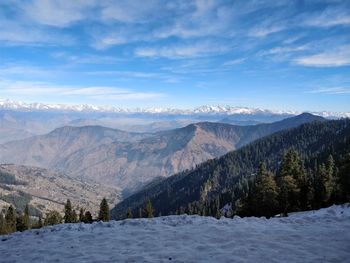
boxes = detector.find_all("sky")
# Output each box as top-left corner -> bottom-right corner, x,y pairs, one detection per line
0,0 -> 350,112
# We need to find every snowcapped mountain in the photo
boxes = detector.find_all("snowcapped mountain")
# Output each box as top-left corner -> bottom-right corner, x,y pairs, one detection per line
1,98 -> 349,118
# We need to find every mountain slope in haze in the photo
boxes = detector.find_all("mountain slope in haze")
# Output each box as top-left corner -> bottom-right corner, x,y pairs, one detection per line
0,125 -> 149,169
111,118 -> 349,219
0,113 -> 324,192
0,164 -> 121,216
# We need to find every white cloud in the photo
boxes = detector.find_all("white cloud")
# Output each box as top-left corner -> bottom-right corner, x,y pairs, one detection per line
303,7 -> 350,28
260,45 -> 308,55
0,79 -> 164,101
100,0 -> 160,23
0,20 -> 75,46
248,25 -> 285,38
135,42 -> 229,59
21,0 -> 97,27
294,45 -> 350,67
223,58 -> 246,66
307,87 -> 350,94
51,52 -> 120,64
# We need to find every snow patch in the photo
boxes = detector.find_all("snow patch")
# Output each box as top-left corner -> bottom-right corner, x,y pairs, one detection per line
0,205 -> 349,262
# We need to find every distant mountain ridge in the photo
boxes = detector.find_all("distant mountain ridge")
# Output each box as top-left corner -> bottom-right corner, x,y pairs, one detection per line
0,113 -> 325,194
1,98 -> 349,118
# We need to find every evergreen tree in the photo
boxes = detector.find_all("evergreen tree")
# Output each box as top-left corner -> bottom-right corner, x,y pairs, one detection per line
64,199 -> 74,223
79,208 -> 85,222
23,204 -> 31,230
126,208 -> 133,219
277,150 -> 303,213
144,199 -> 154,218
83,211 -> 93,224
338,154 -> 350,201
37,215 -> 43,228
0,212 -> 5,235
254,163 -> 280,217
16,214 -> 25,232
44,210 -> 62,226
138,207 -> 143,218
323,155 -> 335,204
72,210 -> 78,223
5,206 -> 17,234
98,198 -> 110,221
238,163 -> 279,217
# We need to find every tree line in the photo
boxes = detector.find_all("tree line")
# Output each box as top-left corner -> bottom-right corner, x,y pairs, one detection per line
123,149 -> 349,220
237,150 -> 349,217
180,150 -> 349,218
0,198 -> 110,235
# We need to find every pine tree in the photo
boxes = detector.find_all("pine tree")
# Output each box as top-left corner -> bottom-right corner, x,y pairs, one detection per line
79,208 -> 85,222
44,210 -> 62,226
338,154 -> 350,201
277,150 -> 303,213
23,204 -> 31,230
64,199 -> 74,223
98,198 -> 110,221
323,155 -> 335,204
254,163 -> 280,217
0,212 -> 5,235
16,214 -> 25,232
144,199 -> 154,218
126,208 -> 133,219
237,163 -> 279,217
138,207 -> 143,218
84,211 -> 93,224
5,206 -> 17,234
37,215 -> 43,228
72,210 -> 78,223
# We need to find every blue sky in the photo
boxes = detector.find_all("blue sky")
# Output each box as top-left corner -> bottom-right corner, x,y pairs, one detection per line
0,0 -> 350,111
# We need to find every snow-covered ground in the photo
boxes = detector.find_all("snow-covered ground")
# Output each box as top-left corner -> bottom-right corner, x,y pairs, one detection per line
1,205 -> 349,263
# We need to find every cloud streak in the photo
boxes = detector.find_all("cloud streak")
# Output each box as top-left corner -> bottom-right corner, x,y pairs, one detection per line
307,87 -> 350,95
0,79 -> 164,101
294,45 -> 350,67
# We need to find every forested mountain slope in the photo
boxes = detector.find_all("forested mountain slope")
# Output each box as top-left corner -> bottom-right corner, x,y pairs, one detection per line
111,118 -> 350,219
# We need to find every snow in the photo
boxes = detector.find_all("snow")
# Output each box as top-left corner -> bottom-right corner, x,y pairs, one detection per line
0,205 -> 349,263
1,98 -> 350,118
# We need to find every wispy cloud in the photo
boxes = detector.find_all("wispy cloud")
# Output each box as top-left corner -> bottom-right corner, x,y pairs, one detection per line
0,20 -> 75,46
223,58 -> 246,66
51,52 -> 120,64
260,45 -> 308,56
294,45 -> 350,67
248,25 -> 286,38
0,79 -> 164,101
135,42 -> 229,59
303,7 -> 350,28
20,0 -> 97,28
307,87 -> 350,94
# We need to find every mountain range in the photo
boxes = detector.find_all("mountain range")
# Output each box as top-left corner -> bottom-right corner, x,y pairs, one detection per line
0,113 -> 324,195
1,98 -> 349,117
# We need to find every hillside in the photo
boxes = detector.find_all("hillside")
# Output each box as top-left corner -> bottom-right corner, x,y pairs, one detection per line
0,114 -> 323,192
111,118 -> 349,219
0,164 -> 121,217
0,205 -> 349,263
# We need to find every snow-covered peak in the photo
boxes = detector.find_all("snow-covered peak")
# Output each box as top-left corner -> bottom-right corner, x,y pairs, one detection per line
0,98 -> 349,118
